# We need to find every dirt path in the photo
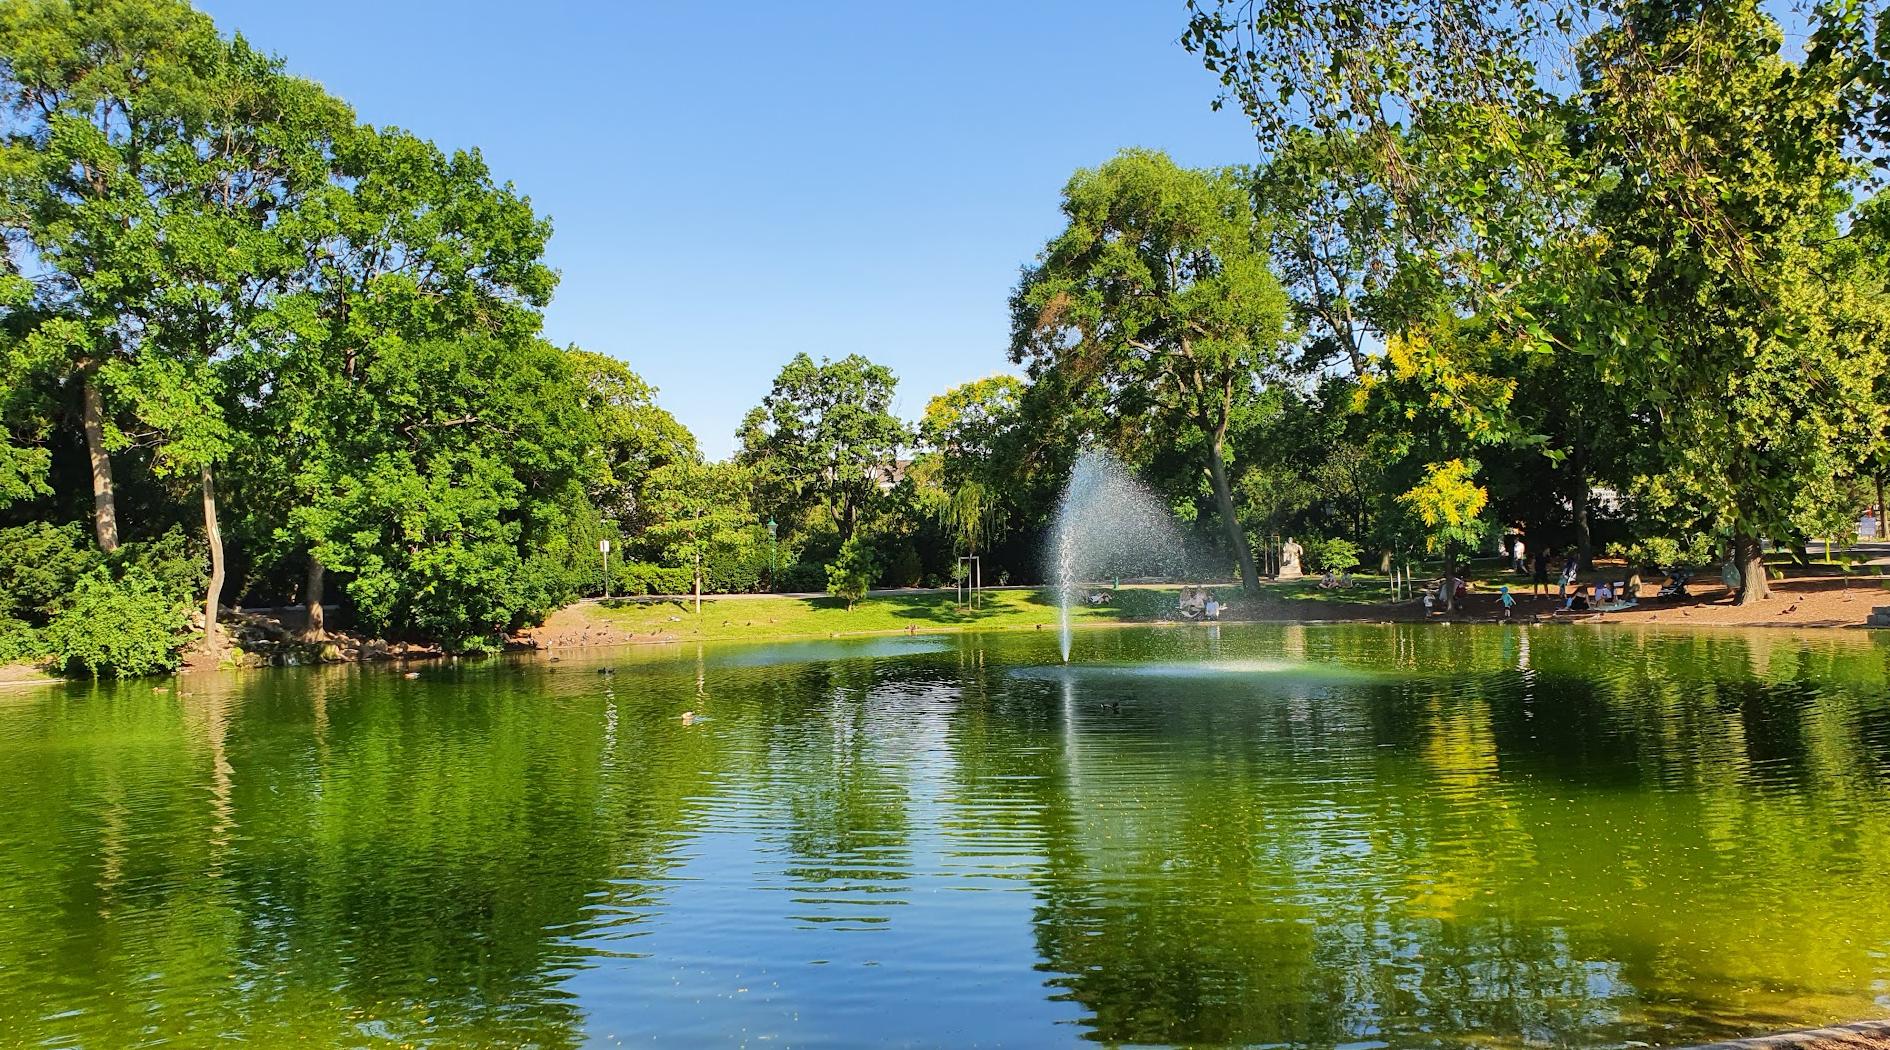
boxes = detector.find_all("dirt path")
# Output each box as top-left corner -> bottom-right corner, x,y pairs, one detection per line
1257,576 -> 1885,629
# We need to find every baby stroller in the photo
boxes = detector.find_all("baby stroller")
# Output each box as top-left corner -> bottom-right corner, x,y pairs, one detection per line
1655,567 -> 1693,600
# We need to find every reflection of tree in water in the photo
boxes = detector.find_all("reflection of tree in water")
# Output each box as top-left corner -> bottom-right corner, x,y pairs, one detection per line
0,662 -> 727,1048
979,628 -> 1890,1047
745,660 -> 920,926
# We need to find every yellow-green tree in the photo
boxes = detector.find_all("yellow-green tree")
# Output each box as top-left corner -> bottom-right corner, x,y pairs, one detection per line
1398,459 -> 1489,611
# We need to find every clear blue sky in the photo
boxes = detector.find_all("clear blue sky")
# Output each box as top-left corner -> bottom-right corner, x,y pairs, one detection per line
196,1 -> 1259,456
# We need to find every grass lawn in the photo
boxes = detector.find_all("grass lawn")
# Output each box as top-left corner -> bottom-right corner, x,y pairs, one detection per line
589,586 -> 1202,642
585,579 -> 1414,644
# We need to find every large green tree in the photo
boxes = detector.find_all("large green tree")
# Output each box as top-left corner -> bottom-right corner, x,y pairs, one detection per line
1569,0 -> 1883,603
736,352 -> 907,546
0,0 -> 354,647
1010,149 -> 1292,593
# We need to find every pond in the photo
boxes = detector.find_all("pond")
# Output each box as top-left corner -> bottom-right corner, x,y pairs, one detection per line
3,624 -> 1889,1048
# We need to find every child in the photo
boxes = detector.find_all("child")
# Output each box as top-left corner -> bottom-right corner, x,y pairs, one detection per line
1499,585 -> 1516,619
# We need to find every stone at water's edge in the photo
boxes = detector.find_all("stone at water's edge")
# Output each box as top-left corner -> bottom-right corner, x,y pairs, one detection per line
1681,1020 -> 1890,1049
1869,606 -> 1890,627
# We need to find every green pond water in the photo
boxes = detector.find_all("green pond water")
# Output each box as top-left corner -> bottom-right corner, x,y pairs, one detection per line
4,624 -> 1890,1048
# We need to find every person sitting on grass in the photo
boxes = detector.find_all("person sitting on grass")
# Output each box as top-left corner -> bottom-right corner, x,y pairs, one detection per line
1596,580 -> 1615,604
1203,593 -> 1220,621
1319,569 -> 1339,589
1624,568 -> 1643,601
1339,570 -> 1354,588
1565,585 -> 1591,612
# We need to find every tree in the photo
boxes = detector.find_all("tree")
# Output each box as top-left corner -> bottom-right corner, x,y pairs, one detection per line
1010,149 -> 1292,593
919,375 -> 1024,563
1568,0 -> 1882,604
643,459 -> 753,614
1398,459 -> 1490,611
0,0 -> 357,649
825,535 -> 876,610
737,353 -> 907,546
566,349 -> 696,523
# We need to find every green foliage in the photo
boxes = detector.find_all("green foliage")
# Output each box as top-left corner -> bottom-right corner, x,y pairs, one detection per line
643,460 -> 756,601
1010,148 -> 1293,591
737,353 -> 907,545
1310,537 -> 1361,573
42,566 -> 191,678
825,536 -> 877,609
1398,460 -> 1491,556
878,542 -> 923,588
613,562 -> 696,597
776,562 -> 829,593
0,615 -> 43,663
0,521 -> 98,623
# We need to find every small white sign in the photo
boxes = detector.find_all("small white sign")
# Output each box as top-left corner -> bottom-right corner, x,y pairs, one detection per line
599,539 -> 611,554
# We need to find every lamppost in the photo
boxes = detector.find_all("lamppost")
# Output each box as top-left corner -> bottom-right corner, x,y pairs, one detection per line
599,537 -> 611,600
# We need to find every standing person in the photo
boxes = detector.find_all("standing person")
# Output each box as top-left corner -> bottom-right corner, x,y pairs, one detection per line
1562,551 -> 1580,584
1720,555 -> 1742,602
1499,585 -> 1516,620
1532,549 -> 1550,596
1512,536 -> 1527,574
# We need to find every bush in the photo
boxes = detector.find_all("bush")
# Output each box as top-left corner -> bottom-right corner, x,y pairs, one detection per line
1605,535 -> 1716,570
1311,537 -> 1362,574
0,616 -> 45,664
879,542 -> 922,588
775,561 -> 828,593
0,521 -> 99,622
826,538 -> 877,609
42,566 -> 192,678
615,562 -> 696,596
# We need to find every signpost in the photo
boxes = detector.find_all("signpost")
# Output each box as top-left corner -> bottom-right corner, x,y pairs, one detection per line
600,538 -> 611,600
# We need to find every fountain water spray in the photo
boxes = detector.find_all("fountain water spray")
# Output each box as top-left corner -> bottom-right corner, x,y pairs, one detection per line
1048,449 -> 1191,662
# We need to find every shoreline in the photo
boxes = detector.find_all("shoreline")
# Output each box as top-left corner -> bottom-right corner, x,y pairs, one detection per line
5,575 -> 1882,686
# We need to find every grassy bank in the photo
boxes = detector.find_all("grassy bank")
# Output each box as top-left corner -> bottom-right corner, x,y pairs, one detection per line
582,587 -> 1185,642
559,580 -> 1415,646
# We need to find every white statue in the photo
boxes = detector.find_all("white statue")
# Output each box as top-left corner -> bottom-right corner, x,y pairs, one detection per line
1279,537 -> 1304,579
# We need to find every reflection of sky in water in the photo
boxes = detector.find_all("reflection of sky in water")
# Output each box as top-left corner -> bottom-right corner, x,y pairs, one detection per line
2,624 -> 1888,1048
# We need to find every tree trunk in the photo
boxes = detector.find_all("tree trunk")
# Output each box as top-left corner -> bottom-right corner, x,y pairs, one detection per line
201,464 -> 227,651
1442,542 -> 1458,612
1876,469 -> 1886,539
303,554 -> 326,640
1205,440 -> 1259,594
693,556 -> 702,615
1568,450 -> 1592,571
1734,533 -> 1770,606
81,375 -> 120,552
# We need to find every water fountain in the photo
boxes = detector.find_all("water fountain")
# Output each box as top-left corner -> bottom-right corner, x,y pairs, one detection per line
1048,449 -> 1190,662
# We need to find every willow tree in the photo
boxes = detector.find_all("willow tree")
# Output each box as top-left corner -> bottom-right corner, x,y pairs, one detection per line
1010,149 -> 1291,594
920,375 -> 1024,562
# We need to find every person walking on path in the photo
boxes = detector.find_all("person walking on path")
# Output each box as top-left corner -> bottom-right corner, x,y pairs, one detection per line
1512,537 -> 1527,574
1532,549 -> 1550,596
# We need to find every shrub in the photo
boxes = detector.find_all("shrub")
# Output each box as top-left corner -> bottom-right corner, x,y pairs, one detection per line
0,521 -> 99,622
775,562 -> 828,593
615,562 -> 695,597
42,566 -> 192,678
826,538 -> 877,609
879,543 -> 922,588
1311,537 -> 1362,574
1605,535 -> 1716,570
0,616 -> 45,664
